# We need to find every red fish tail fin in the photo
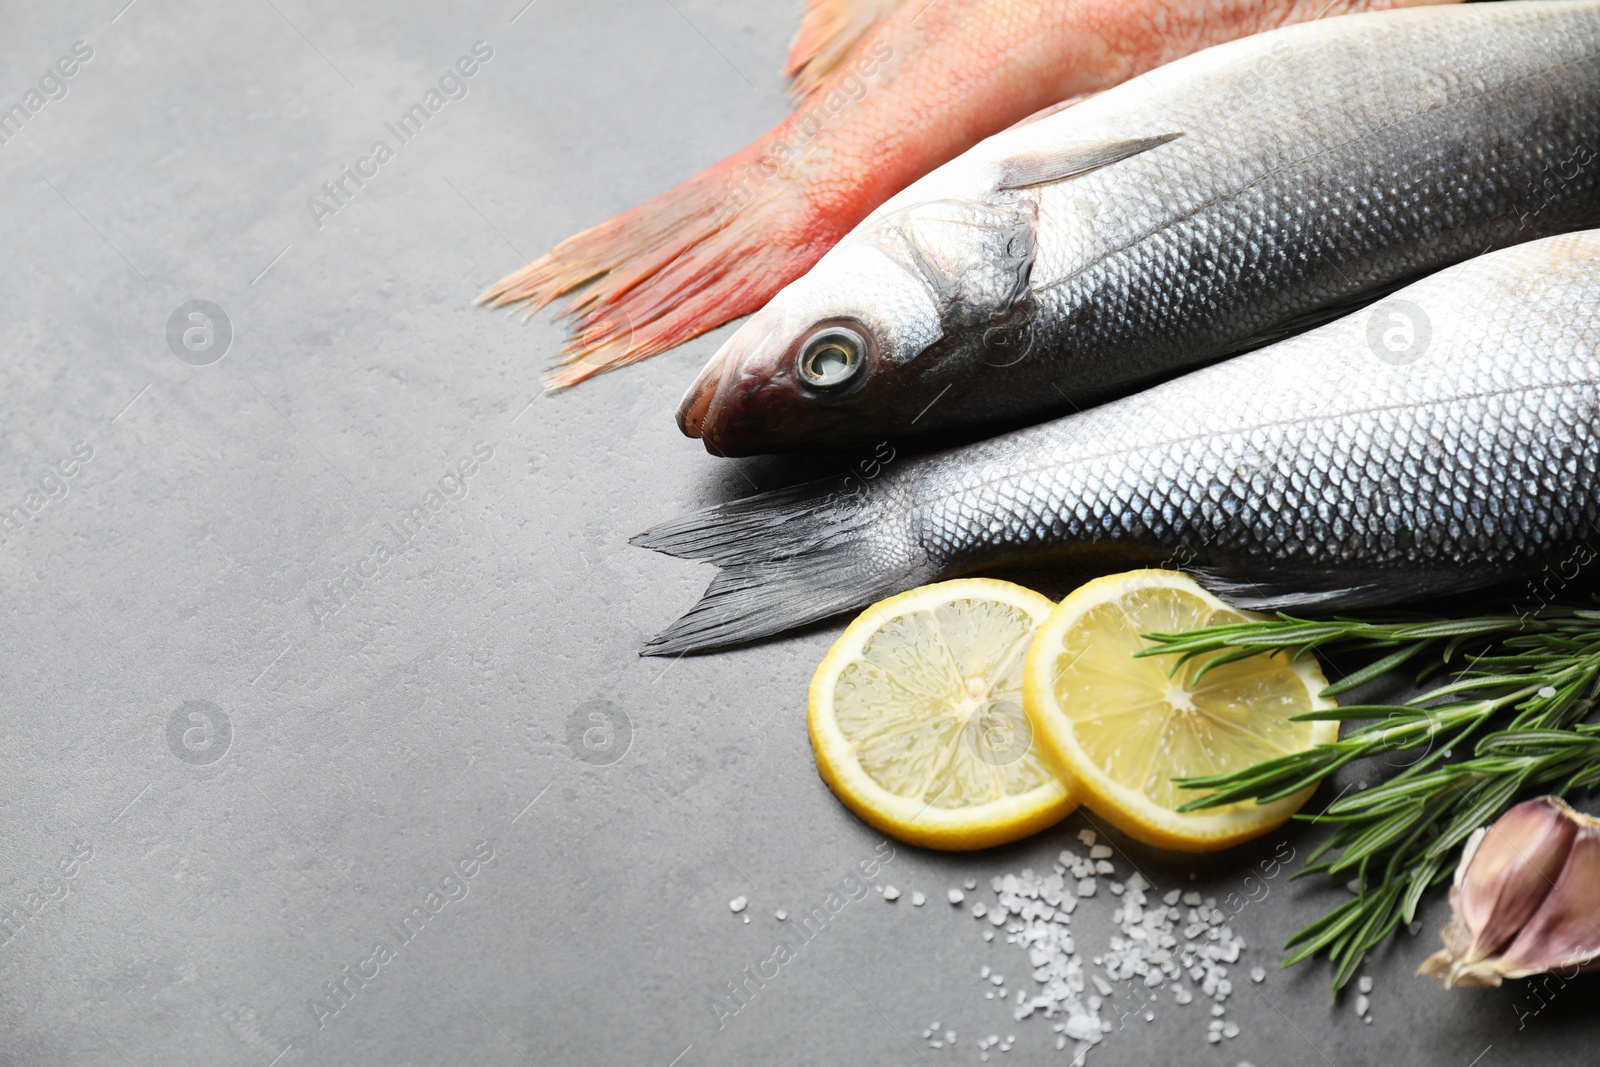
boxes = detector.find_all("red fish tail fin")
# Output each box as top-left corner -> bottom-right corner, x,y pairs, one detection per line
480,142 -> 818,392
785,0 -> 903,98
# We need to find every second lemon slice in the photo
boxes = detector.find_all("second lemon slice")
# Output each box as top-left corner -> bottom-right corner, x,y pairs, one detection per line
1022,570 -> 1337,852
809,579 -> 1075,851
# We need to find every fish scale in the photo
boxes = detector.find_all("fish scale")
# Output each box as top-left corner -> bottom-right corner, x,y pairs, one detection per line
914,271 -> 1600,587
681,1 -> 1600,456
1026,47 -> 1600,399
485,0 -> 1441,389
637,232 -> 1600,653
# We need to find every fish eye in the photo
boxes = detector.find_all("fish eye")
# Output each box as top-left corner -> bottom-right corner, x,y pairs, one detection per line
797,326 -> 868,388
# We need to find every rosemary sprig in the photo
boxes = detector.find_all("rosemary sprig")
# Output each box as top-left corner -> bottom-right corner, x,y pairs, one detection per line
1136,606 -> 1600,993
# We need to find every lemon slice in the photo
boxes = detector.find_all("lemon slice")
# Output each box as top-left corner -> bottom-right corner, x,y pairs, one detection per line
808,579 -> 1075,851
1022,570 -> 1337,852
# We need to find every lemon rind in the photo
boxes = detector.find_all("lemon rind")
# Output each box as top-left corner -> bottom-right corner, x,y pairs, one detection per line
1022,570 -> 1338,853
809,578 -> 1077,851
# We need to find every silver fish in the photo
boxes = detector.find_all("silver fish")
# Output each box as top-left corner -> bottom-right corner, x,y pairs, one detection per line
677,0 -> 1600,456
638,231 -> 1600,654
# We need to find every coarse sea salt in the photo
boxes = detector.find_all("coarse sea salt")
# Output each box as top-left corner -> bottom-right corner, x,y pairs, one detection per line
729,896 -> 747,913
944,849 -> 1250,1064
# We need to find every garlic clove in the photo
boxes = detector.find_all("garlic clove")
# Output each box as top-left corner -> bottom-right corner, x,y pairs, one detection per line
1453,797 -> 1578,964
1494,820 -> 1600,979
1421,796 -> 1600,987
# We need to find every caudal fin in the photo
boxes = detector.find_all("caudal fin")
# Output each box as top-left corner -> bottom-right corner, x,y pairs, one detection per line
785,0 -> 904,98
632,480 -> 932,655
478,146 -> 811,392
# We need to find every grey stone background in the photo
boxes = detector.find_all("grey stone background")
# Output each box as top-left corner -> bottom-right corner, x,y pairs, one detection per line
0,1 -> 1589,1064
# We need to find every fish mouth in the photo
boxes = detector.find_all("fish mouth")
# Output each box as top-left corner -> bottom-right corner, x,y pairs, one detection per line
676,349 -> 726,440
675,329 -> 794,457
675,321 -> 871,456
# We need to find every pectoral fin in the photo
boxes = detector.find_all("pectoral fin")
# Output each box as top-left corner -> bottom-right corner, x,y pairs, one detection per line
995,133 -> 1183,191
1189,563 -> 1510,613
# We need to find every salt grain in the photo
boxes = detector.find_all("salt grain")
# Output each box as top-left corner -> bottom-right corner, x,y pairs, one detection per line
949,888 -> 965,904
884,885 -> 901,902
912,891 -> 926,907
729,896 -> 748,913
775,909 -> 788,921
1250,967 -> 1265,983
1357,975 -> 1373,994
952,857 -> 1255,1060
1078,830 -> 1097,847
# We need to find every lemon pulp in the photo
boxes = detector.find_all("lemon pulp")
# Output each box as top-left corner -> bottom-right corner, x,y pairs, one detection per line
1024,570 -> 1337,851
810,579 -> 1075,850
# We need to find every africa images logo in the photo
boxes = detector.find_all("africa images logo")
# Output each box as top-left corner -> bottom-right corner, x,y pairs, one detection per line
0,40 -> 93,148
0,440 -> 94,548
306,41 -> 494,229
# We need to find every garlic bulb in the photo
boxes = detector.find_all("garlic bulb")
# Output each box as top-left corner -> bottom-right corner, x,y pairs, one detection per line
1420,796 -> 1600,987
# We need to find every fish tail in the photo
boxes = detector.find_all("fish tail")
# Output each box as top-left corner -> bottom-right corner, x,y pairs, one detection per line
785,0 -> 903,98
478,136 -> 827,392
632,480 -> 933,655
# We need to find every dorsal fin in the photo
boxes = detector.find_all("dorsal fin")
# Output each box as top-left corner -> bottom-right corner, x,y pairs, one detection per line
1001,91 -> 1099,133
785,0 -> 904,98
995,132 -> 1184,191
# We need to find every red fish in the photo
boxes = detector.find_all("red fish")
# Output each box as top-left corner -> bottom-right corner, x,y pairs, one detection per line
482,0 -> 1456,391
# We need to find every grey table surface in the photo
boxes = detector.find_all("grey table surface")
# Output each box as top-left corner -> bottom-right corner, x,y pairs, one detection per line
0,1 -> 1590,1065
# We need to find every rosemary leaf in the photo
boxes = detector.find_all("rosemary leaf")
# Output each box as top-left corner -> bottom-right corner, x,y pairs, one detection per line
1140,603 -> 1600,992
